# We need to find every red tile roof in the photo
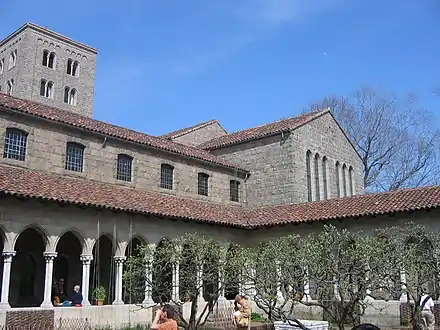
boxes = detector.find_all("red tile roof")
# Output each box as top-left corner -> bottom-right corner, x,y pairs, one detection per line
0,94 -> 248,173
161,119 -> 225,139
199,110 -> 330,150
0,165 -> 247,227
248,185 -> 440,227
0,164 -> 438,229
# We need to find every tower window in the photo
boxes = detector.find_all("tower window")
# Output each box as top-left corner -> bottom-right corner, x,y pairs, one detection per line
8,50 -> 17,69
64,87 -> 77,105
0,58 -> 4,74
67,59 -> 79,77
160,164 -> 174,190
40,80 -> 54,98
3,128 -> 28,161
65,142 -> 84,172
198,173 -> 209,196
230,180 -> 240,202
117,154 -> 133,182
6,79 -> 14,95
42,50 -> 56,69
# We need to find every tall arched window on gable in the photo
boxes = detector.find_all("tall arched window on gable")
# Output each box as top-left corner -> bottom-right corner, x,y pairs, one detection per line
342,164 -> 348,197
349,166 -> 354,196
314,153 -> 320,201
0,58 -> 4,74
306,151 -> 312,202
65,142 -> 85,172
335,161 -> 341,198
3,128 -> 28,161
322,156 -> 328,200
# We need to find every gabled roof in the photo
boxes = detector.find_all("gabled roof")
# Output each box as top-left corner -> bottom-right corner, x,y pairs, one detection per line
0,164 -> 438,229
0,165 -> 246,228
0,94 -> 248,173
199,109 -> 330,150
161,119 -> 227,139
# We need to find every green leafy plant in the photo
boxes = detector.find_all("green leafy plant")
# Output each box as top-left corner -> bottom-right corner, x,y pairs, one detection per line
93,286 -> 106,301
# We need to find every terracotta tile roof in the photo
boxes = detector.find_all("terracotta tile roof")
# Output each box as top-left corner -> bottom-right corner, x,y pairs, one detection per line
248,185 -> 440,227
199,110 -> 330,150
0,165 -> 247,227
161,119 -> 225,139
0,94 -> 248,173
0,164 -> 439,229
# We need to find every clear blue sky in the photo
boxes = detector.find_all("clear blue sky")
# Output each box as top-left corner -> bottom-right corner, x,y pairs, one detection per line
2,0 -> 440,135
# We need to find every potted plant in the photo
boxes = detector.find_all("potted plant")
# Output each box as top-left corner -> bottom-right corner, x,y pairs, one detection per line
93,286 -> 106,306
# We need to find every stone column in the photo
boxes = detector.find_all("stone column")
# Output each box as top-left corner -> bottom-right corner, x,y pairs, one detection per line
218,261 -> 226,301
80,254 -> 93,305
0,251 -> 15,309
112,256 -> 126,305
142,244 -> 155,305
276,262 -> 285,304
400,268 -> 407,302
197,264 -> 204,302
302,267 -> 310,302
41,252 -> 57,308
172,262 -> 180,302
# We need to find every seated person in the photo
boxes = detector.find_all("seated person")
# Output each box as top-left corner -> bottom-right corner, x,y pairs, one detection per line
233,295 -> 251,328
59,285 -> 83,307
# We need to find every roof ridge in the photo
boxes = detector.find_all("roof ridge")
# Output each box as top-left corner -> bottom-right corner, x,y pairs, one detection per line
161,119 -> 219,138
0,93 -> 248,173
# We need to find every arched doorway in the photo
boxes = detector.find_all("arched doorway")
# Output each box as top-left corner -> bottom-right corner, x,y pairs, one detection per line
90,235 -> 115,305
10,227 -> 46,307
54,232 -> 83,302
123,236 -> 146,304
152,238 -> 172,303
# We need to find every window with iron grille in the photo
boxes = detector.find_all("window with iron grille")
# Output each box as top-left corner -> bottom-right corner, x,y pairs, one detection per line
160,164 -> 174,190
65,142 -> 84,172
3,128 -> 27,161
230,180 -> 240,202
198,173 -> 209,196
117,154 -> 133,182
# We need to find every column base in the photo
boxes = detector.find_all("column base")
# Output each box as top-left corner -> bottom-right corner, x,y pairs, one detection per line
40,301 -> 54,308
82,300 -> 91,306
112,300 -> 124,305
0,302 -> 11,309
141,298 -> 156,307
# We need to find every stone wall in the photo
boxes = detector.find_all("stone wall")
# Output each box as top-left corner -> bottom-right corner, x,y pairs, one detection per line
0,112 -> 245,205
0,25 -> 96,117
171,121 -> 227,147
212,112 -> 364,208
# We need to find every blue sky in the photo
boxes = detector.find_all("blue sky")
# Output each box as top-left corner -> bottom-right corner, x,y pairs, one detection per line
2,0 -> 440,135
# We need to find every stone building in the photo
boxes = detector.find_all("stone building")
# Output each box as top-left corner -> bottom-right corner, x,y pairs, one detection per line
0,23 -> 438,328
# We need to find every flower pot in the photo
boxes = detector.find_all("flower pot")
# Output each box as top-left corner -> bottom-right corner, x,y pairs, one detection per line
96,299 -> 104,306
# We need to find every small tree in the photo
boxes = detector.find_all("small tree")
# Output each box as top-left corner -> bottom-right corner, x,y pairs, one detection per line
123,233 -> 227,330
378,223 -> 440,330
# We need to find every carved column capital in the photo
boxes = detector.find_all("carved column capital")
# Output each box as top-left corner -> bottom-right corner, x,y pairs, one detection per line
2,251 -> 16,263
80,254 -> 93,264
114,256 -> 126,265
43,252 -> 57,262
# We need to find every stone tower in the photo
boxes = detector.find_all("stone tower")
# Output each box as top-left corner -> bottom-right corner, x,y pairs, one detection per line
0,23 -> 97,118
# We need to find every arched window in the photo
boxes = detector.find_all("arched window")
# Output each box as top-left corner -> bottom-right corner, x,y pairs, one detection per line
117,154 -> 133,182
335,161 -> 341,198
63,87 -> 77,105
3,128 -> 28,161
66,59 -> 73,75
306,151 -> 312,202
48,52 -> 56,69
342,164 -> 347,197
8,50 -> 17,69
197,173 -> 209,196
40,80 -> 54,98
65,142 -> 84,172
230,180 -> 240,202
6,79 -> 14,95
160,164 -> 174,190
67,59 -> 79,76
322,156 -> 328,200
349,166 -> 354,196
314,153 -> 320,201
1,58 -> 5,74
42,50 -> 49,66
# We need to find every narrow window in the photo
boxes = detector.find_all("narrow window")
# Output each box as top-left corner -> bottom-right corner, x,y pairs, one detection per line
0,58 -> 4,74
42,50 -> 49,66
6,79 -> 14,95
314,154 -> 320,201
335,161 -> 341,198
160,164 -> 174,190
72,61 -> 79,76
306,151 -> 312,202
349,166 -> 354,196
69,89 -> 77,105
40,79 -> 47,96
3,128 -> 27,161
65,142 -> 84,172
230,180 -> 240,202
46,81 -> 53,98
342,164 -> 347,197
322,156 -> 328,200
67,59 -> 73,75
117,154 -> 133,182
8,50 -> 17,69
48,52 -> 56,69
197,173 -> 209,196
64,87 -> 70,103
